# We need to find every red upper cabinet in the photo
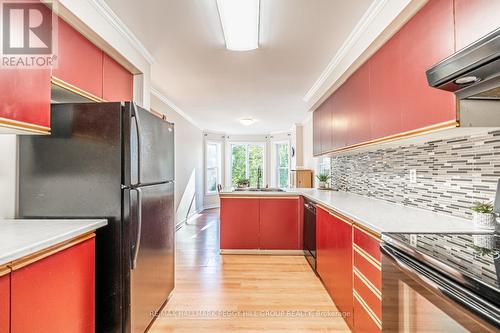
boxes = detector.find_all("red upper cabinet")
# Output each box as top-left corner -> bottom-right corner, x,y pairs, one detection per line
332,85 -> 348,150
319,100 -> 333,154
455,0 -> 500,50
220,198 -> 260,249
10,237 -> 95,333
53,17 -> 103,99
0,68 -> 51,132
369,31 -> 403,139
102,53 -> 134,102
346,62 -> 371,146
0,0 -> 50,133
313,110 -> 321,156
399,0 -> 456,132
0,270 -> 9,333
259,198 -> 300,250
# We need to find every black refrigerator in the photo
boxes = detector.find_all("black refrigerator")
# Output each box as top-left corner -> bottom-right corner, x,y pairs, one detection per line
18,102 -> 175,333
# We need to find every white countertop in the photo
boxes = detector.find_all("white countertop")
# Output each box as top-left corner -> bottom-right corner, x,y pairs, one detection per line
220,188 -> 487,234
0,219 -> 107,266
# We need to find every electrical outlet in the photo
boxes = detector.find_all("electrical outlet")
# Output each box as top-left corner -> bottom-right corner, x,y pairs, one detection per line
410,235 -> 418,247
409,169 -> 417,184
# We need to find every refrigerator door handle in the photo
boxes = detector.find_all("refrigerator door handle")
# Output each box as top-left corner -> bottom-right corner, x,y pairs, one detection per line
131,104 -> 141,186
131,187 -> 143,270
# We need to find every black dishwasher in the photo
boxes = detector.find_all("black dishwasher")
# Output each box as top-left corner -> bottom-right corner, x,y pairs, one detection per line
303,199 -> 317,271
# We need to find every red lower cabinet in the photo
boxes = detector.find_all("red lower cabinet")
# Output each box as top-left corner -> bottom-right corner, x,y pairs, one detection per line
0,270 -> 10,333
10,237 -> 95,333
353,293 -> 382,333
316,206 -> 353,329
259,198 -> 300,249
220,198 -> 260,249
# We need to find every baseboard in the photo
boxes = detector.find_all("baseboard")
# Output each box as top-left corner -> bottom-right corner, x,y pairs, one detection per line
175,206 -> 205,230
203,203 -> 220,210
220,249 -> 304,255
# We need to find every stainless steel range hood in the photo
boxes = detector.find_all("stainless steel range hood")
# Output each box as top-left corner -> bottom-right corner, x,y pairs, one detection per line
426,27 -> 500,100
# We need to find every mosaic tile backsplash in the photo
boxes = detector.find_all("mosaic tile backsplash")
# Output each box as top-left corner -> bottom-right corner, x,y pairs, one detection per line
329,130 -> 500,220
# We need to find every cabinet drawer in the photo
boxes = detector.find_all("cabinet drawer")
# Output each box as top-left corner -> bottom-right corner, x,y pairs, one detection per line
353,225 -> 381,261
353,270 -> 381,320
353,291 -> 382,333
353,247 -> 381,291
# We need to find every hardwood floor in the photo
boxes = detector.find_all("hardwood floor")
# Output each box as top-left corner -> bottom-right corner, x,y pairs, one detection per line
149,208 -> 350,333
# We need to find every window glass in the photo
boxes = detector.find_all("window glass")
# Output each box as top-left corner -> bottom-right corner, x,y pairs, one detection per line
275,143 -> 289,188
230,143 -> 264,188
206,142 -> 221,194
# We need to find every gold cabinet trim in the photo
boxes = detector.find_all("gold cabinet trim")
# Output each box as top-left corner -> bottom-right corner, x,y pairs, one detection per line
0,117 -> 50,135
51,76 -> 107,102
353,243 -> 381,270
314,120 -> 459,156
353,266 -> 381,299
353,223 -> 381,240
353,289 -> 382,329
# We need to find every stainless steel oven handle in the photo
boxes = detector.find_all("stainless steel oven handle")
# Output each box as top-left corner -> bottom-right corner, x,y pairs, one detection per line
131,188 -> 142,270
381,244 -> 500,327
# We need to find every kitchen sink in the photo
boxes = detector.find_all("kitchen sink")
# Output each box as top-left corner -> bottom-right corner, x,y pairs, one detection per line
234,188 -> 285,192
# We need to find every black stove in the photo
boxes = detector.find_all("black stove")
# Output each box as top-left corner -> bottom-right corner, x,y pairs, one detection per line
382,232 -> 500,307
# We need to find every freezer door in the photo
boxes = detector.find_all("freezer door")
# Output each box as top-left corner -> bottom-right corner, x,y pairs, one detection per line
124,103 -> 174,187
126,182 -> 175,333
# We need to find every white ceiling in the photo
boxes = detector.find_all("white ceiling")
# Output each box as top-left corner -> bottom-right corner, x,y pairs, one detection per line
104,0 -> 374,134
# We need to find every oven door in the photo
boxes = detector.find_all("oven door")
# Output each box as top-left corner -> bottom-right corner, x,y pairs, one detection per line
381,244 -> 500,333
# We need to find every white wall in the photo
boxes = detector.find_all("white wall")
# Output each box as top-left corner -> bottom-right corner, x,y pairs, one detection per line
0,136 -> 17,218
301,115 -> 321,187
150,93 -> 204,226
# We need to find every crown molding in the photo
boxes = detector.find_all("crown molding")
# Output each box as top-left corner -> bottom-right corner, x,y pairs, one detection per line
88,0 -> 155,65
303,0 -> 425,110
151,87 -> 202,130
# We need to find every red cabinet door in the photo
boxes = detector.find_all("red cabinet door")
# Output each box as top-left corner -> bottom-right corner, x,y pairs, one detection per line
313,109 -> 321,156
0,0 -> 50,133
11,238 -> 95,333
399,0 -> 456,131
316,206 -> 330,283
0,271 -> 9,333
345,62 -> 371,146
328,212 -> 353,329
353,294 -> 381,333
369,30 -> 403,140
319,100 -> 333,154
316,207 -> 353,329
102,53 -> 134,102
0,68 -> 50,131
332,83 -> 349,150
220,198 -> 260,249
455,0 -> 500,50
53,18 -> 103,99
259,198 -> 300,250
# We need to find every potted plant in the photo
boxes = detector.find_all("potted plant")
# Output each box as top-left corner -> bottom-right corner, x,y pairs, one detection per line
236,178 -> 250,189
471,201 -> 496,230
316,173 -> 331,189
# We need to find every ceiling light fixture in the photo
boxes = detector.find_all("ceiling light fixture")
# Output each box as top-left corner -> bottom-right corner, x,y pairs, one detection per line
216,0 -> 260,51
239,118 -> 257,126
